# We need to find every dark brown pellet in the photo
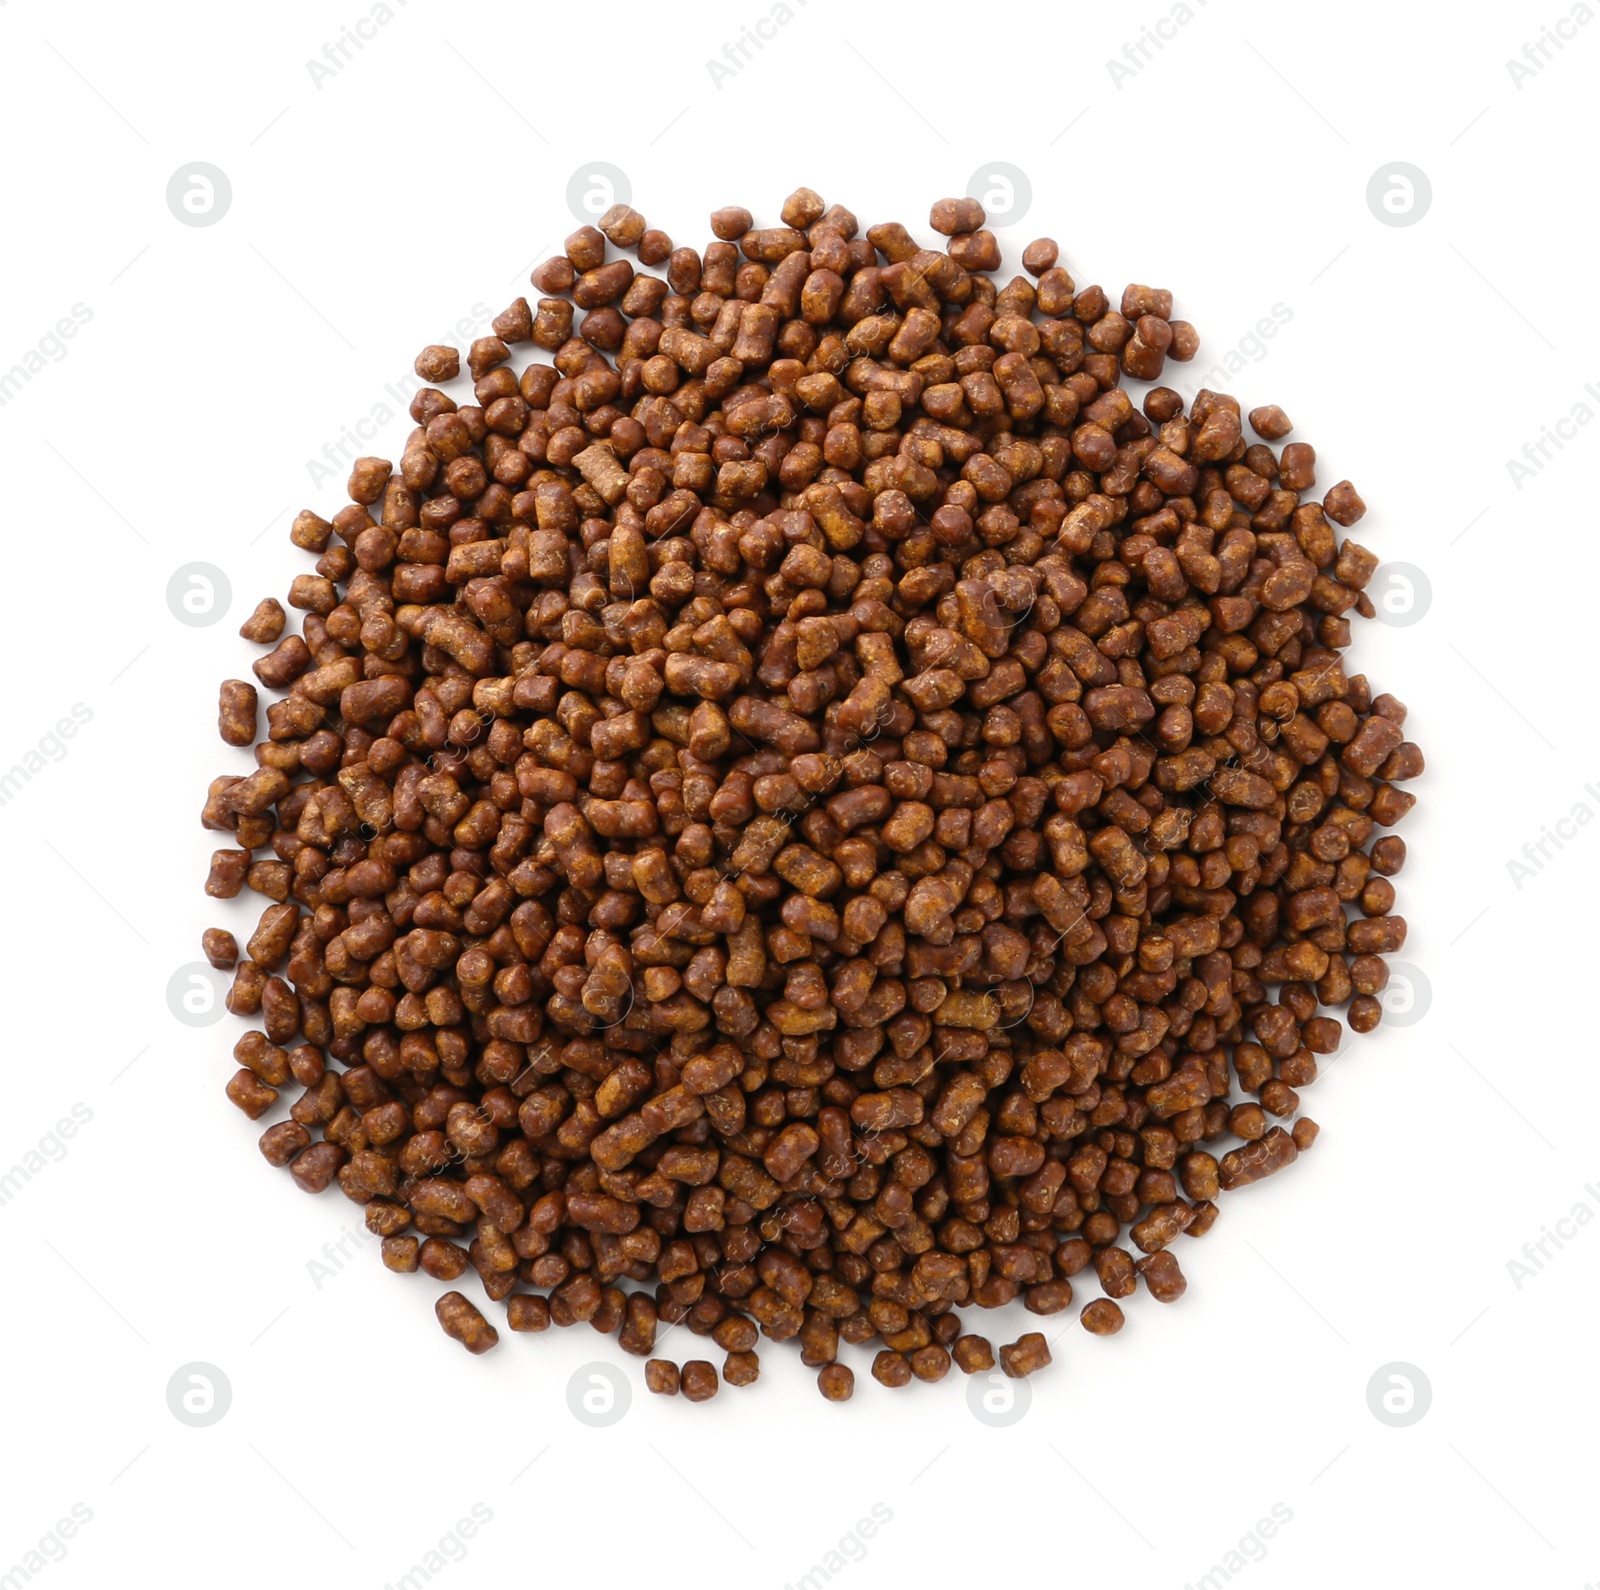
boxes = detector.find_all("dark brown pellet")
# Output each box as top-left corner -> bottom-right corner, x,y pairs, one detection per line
1021,238 -> 1059,276
259,1121 -> 309,1167
289,1141 -> 343,1194
420,1237 -> 470,1281
872,1350 -> 912,1388
1081,1299 -> 1125,1335
709,207 -> 752,241
207,186 -> 1421,1404
929,195 -> 985,236
531,255 -> 576,293
1248,405 -> 1293,440
239,597 -> 286,643
1324,480 -> 1367,525
436,1290 -> 498,1353
1136,1249 -> 1187,1303
681,1360 -> 719,1401
646,1359 -> 680,1395
953,1335 -> 996,1374
712,1316 -> 758,1353
382,1235 -> 419,1272
722,1350 -> 760,1386
202,928 -> 238,969
414,345 -> 460,382
225,1069 -> 276,1120
817,1363 -> 855,1401
999,1332 -> 1052,1378
217,680 -> 257,747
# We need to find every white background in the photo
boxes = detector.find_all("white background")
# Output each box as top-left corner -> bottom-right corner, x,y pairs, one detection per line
0,0 -> 1594,1585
